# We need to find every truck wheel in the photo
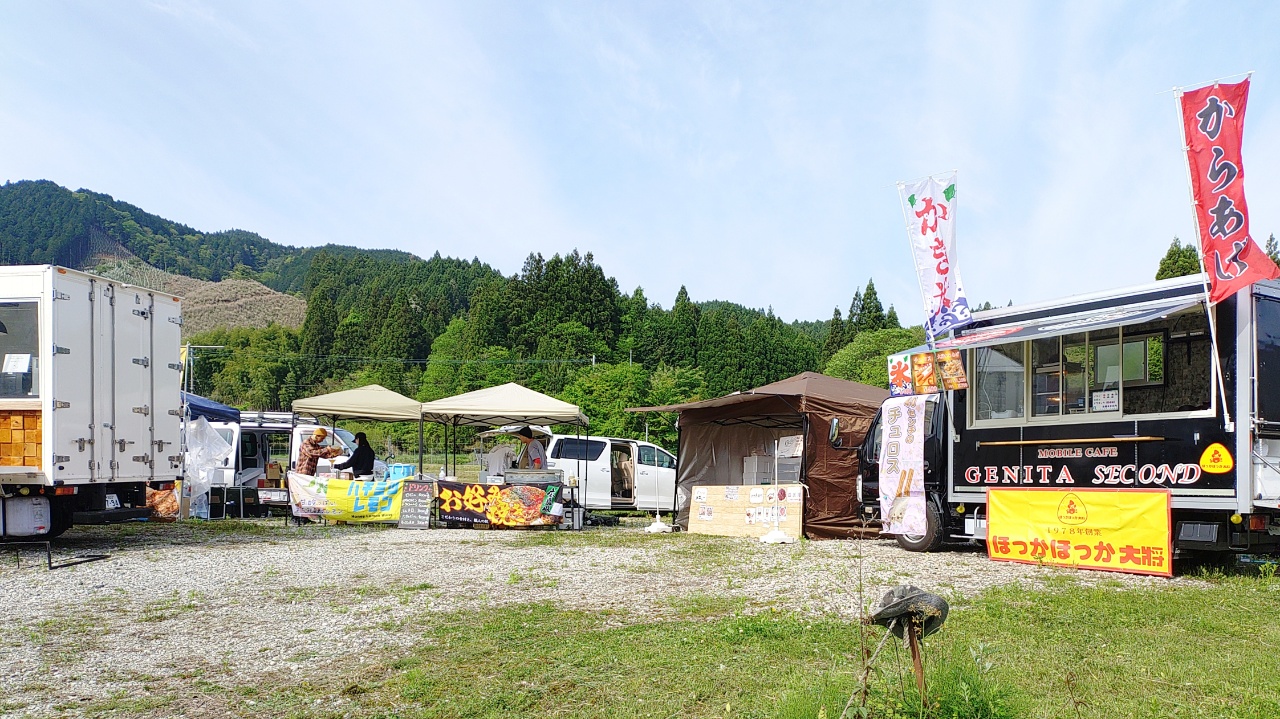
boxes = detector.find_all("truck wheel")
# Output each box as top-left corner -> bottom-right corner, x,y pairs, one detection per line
895,502 -> 944,552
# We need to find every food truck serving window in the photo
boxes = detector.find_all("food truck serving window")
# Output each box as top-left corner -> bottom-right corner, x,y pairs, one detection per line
968,307 -> 1210,426
0,302 -> 39,399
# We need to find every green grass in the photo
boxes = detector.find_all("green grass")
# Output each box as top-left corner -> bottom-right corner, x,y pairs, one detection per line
235,573 -> 1280,719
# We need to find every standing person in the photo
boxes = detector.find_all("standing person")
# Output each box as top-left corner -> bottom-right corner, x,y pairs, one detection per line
335,432 -> 376,479
516,426 -> 546,469
297,427 -> 343,476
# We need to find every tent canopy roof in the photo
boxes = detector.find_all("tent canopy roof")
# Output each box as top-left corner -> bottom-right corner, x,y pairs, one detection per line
630,372 -> 889,414
291,384 -> 422,422
419,382 -> 588,427
182,392 -> 240,424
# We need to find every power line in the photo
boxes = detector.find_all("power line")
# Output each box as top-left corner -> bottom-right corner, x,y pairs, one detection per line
187,348 -> 593,366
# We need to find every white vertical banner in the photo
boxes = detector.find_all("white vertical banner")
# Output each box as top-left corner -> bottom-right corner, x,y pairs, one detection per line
898,173 -> 973,339
878,395 -> 927,536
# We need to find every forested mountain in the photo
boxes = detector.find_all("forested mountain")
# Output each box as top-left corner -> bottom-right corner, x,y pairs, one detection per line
1,178 -> 922,451
0,180 -> 418,290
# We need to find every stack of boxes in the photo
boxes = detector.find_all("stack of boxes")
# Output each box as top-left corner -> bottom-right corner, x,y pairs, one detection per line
742,456 -> 772,485
0,410 -> 41,468
742,455 -> 801,485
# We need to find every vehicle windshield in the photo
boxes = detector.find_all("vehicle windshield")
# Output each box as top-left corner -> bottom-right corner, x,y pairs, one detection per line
333,428 -> 356,451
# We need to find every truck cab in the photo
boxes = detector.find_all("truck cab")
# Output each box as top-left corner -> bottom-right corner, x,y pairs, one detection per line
856,395 -> 947,551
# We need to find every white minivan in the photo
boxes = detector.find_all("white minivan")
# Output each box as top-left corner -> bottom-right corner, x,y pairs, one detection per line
544,435 -> 676,511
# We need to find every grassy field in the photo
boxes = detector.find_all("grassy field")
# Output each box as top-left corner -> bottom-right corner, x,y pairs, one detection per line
222,566 -> 1280,719
11,523 -> 1279,719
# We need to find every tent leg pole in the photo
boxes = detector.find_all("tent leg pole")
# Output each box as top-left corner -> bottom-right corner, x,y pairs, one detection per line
418,417 -> 424,476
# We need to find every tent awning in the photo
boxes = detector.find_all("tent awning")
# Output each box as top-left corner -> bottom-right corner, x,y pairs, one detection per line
182,392 -> 240,424
419,383 -> 588,427
630,371 -> 889,414
291,384 -> 422,422
929,297 -> 1202,352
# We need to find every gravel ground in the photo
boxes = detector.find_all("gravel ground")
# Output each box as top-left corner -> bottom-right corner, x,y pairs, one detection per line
0,519 -> 1185,718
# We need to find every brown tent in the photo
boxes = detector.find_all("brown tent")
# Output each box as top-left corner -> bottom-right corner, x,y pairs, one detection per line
630,372 -> 889,539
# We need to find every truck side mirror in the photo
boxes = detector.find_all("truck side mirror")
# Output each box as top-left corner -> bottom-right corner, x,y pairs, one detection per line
829,417 -> 842,448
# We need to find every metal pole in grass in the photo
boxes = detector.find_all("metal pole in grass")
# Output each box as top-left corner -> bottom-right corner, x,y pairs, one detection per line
760,438 -> 794,544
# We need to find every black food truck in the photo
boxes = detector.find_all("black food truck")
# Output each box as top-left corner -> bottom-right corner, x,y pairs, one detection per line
853,273 -> 1280,555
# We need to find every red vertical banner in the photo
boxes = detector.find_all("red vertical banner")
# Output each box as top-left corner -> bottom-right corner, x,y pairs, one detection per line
1179,78 -> 1279,303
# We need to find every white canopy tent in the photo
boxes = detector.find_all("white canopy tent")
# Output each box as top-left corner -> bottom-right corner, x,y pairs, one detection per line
419,382 -> 588,427
417,383 -> 588,475
291,384 -> 425,471
293,384 -> 423,422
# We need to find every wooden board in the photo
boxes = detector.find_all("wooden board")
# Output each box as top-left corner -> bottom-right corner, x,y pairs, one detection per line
687,483 -> 804,538
0,410 -> 40,468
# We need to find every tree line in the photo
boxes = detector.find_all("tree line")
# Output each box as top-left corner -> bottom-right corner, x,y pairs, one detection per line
184,249 -> 926,451
0,177 -> 933,452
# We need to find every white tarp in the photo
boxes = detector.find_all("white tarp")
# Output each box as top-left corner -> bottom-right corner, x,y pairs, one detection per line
419,382 -> 587,427
184,416 -> 235,519
292,384 -> 421,421
899,172 -> 973,339
878,395 -> 927,536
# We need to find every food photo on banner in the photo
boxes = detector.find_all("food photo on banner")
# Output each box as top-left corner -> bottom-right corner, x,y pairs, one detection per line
287,471 -> 405,522
437,480 -> 565,527
878,394 -> 927,536
1176,76 -> 1280,302
888,349 -> 967,398
986,488 -> 1173,578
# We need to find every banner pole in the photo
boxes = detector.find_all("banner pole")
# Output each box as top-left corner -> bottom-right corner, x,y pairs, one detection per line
1173,86 -> 1234,432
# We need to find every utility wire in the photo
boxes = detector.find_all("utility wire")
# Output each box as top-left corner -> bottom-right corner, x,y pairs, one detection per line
187,348 -> 593,366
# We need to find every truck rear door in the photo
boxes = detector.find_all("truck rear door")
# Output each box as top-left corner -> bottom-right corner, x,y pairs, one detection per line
111,286 -> 155,481
50,272 -> 95,482
150,293 -> 183,480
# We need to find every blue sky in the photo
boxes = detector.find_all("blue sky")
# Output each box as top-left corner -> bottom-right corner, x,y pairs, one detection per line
4,1 -> 1280,323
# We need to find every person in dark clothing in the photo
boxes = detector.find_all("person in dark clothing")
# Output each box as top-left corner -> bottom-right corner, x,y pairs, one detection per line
335,432 -> 376,478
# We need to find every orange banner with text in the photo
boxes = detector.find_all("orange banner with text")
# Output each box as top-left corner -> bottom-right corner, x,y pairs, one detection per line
987,488 -> 1171,577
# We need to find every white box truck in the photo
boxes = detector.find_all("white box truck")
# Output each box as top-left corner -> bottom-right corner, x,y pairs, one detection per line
0,266 -> 182,538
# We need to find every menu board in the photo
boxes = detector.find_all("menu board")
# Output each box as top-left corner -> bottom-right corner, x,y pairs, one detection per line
687,483 -> 804,538
398,480 -> 434,529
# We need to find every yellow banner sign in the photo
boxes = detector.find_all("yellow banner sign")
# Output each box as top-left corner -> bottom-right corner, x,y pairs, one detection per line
287,471 -> 404,522
987,488 -> 1171,577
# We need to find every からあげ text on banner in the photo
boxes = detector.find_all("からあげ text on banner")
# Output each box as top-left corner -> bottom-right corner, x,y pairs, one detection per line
1177,78 -> 1279,303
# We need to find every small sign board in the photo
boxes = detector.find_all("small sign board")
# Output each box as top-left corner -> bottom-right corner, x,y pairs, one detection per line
2,353 -> 31,373
398,480 -> 434,530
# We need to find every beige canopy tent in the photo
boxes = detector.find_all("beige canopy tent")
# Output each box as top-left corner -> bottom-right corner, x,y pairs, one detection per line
419,382 -> 588,427
293,384 -> 423,422
418,382 -> 588,475
291,384 -> 425,471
